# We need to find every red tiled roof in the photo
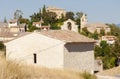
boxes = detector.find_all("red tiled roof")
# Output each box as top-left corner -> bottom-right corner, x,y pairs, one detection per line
33,21 -> 43,25
9,19 -> 18,23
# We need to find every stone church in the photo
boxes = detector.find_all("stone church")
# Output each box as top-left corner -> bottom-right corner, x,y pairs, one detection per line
61,19 -> 78,32
61,14 -> 87,33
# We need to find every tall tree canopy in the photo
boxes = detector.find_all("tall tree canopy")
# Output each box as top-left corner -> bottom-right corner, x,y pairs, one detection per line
14,10 -> 23,19
66,12 -> 74,20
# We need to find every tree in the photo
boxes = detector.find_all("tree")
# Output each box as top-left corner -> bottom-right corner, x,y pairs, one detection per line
94,40 -> 117,69
42,5 -> 47,15
4,16 -> 7,23
65,12 -> 74,20
112,37 -> 120,58
19,18 -> 29,24
92,30 -> 98,40
107,24 -> 120,36
0,41 -> 5,50
100,28 -> 105,36
81,27 -> 90,36
14,10 -> 23,19
75,12 -> 83,25
43,12 -> 57,25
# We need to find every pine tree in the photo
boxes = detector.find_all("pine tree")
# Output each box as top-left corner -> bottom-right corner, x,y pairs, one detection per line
4,17 -> 7,23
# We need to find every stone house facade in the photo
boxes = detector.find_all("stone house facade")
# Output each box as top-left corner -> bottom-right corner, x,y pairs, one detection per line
85,23 -> 111,34
47,6 -> 66,19
101,35 -> 116,44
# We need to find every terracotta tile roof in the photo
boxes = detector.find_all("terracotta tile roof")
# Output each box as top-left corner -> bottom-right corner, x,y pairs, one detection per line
33,21 -> 43,25
85,23 -> 110,33
1,32 -> 31,43
9,19 -> 18,23
86,23 -> 109,28
0,22 -> 8,27
39,30 -> 95,43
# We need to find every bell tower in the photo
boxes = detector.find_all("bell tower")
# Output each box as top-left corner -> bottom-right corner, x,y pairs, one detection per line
80,14 -> 87,32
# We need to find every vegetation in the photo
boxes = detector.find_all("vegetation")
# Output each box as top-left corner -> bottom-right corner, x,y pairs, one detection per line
0,57 -> 97,79
94,24 -> 120,69
0,41 -> 5,50
74,18 -> 120,69
29,5 -> 86,32
14,10 -> 23,19
81,27 -> 99,40
81,72 -> 97,79
65,11 -> 74,20
107,24 -> 120,36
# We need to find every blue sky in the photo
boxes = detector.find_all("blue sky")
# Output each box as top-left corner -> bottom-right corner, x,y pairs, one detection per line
0,0 -> 120,24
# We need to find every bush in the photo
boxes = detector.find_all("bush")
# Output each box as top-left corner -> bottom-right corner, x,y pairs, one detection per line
81,72 -> 97,79
0,41 -> 5,50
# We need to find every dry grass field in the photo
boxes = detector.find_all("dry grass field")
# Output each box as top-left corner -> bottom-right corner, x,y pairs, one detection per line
0,57 -> 84,79
0,53 -> 96,79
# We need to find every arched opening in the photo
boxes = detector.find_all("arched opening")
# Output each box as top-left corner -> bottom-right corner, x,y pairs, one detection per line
67,22 -> 72,30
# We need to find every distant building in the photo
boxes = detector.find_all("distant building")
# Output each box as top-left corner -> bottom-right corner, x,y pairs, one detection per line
0,22 -> 8,27
80,14 -> 111,34
8,19 -> 19,27
80,14 -> 88,32
33,20 -> 50,31
0,19 -> 27,42
5,30 -> 95,73
86,23 -> 111,34
40,26 -> 50,30
47,6 -> 66,19
101,35 -> 116,44
0,32 -> 18,42
8,19 -> 27,32
61,19 -> 78,32
33,19 -> 44,28
33,21 -> 42,28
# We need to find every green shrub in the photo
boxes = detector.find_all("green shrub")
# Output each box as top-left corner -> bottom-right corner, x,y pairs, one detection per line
81,72 -> 97,79
0,41 -> 5,50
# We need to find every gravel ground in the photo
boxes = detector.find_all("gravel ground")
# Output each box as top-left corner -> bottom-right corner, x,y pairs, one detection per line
96,66 -> 120,76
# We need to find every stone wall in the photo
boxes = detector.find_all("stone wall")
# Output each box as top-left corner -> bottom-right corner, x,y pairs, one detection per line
0,51 -> 5,58
64,43 -> 94,73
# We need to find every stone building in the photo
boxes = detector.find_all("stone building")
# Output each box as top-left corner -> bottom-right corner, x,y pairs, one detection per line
5,30 -> 95,73
47,6 -> 66,19
86,23 -> 111,34
80,14 -> 88,32
61,19 -> 78,32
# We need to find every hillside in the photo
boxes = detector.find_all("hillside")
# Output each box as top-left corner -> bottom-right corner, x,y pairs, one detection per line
0,58 -> 81,79
0,55 -> 97,79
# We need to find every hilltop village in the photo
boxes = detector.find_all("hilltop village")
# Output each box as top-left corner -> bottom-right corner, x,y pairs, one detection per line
0,5 -> 120,79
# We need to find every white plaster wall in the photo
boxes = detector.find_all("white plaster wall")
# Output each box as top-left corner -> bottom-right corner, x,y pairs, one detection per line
6,32 -> 64,68
61,19 -> 78,32
33,24 -> 41,28
8,22 -> 18,27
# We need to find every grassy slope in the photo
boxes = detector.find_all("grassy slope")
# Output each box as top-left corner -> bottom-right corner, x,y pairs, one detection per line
0,57 -> 84,79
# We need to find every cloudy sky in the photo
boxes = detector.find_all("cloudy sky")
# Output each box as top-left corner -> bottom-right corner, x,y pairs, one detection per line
0,0 -> 120,24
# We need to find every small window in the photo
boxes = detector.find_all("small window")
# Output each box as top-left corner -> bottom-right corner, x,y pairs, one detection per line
67,22 -> 72,30
33,53 -> 37,64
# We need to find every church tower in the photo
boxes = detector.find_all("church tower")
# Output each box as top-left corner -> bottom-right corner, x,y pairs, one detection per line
80,14 -> 87,32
